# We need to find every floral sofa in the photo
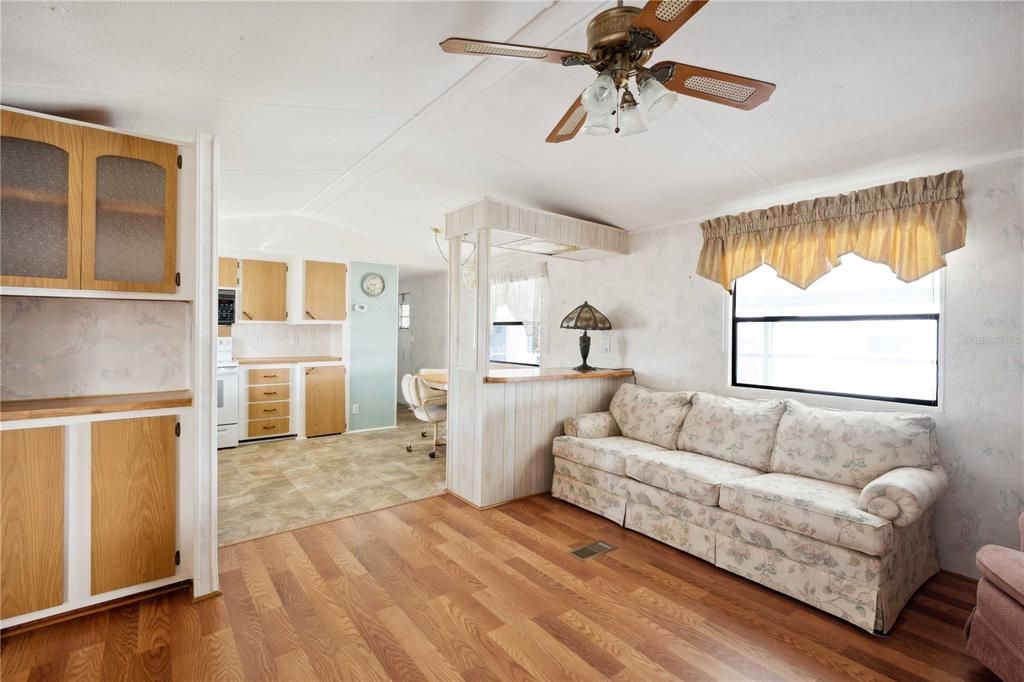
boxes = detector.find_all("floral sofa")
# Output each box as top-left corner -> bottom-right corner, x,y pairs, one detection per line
551,384 -> 948,633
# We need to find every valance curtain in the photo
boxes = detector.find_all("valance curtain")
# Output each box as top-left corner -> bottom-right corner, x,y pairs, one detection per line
696,170 -> 966,291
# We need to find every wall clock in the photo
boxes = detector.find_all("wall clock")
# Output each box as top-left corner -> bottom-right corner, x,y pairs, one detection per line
361,272 -> 386,297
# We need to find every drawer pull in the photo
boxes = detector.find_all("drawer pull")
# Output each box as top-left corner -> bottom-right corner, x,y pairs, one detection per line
263,425 -> 276,430
262,374 -> 276,378
263,408 -> 277,413
263,391 -> 277,395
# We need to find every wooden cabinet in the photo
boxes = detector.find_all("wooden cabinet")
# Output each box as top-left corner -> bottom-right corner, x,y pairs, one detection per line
305,365 -> 346,437
218,257 -> 239,287
246,366 -> 292,438
0,109 -> 179,294
82,128 -> 178,294
241,259 -> 287,321
304,260 -> 347,321
1,427 -> 65,618
248,367 -> 290,385
0,110 -> 83,289
91,416 -> 176,595
249,383 -> 290,403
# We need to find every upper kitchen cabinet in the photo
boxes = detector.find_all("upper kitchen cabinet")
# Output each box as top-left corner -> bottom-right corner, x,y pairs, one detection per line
241,259 -> 287,321
81,128 -> 178,294
304,260 -> 347,321
0,108 -> 183,296
0,110 -> 83,289
218,257 -> 239,287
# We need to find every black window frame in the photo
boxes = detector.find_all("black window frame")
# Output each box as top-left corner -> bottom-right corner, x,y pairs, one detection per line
489,320 -> 540,367
730,280 -> 940,407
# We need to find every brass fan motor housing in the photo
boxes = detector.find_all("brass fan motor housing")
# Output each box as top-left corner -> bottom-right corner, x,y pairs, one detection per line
585,6 -> 653,73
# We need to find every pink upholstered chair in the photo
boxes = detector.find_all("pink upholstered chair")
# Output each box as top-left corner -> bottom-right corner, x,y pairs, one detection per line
964,513 -> 1024,682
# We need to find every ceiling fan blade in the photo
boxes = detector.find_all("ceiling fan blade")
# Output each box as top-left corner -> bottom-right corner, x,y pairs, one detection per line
651,61 -> 776,110
629,0 -> 710,49
439,37 -> 591,66
546,95 -> 587,144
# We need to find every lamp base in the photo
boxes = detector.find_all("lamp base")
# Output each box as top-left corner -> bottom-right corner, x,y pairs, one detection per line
575,330 -> 596,372
574,362 -> 597,373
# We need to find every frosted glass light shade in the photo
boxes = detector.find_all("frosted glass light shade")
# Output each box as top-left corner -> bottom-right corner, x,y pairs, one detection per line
640,77 -> 677,120
582,112 -> 613,135
617,105 -> 648,136
581,74 -> 617,115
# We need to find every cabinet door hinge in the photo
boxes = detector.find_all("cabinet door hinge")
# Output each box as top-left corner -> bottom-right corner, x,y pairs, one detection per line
175,550 -> 181,566
175,272 -> 181,287
176,155 -> 182,169
175,422 -> 181,437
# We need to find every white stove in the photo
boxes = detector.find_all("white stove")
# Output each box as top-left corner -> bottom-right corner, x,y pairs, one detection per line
216,337 -> 240,448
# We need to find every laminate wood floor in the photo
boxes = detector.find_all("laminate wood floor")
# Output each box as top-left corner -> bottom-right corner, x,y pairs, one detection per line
1,494 -> 996,681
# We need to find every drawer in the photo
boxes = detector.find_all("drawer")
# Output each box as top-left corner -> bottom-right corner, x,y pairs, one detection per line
249,368 -> 290,385
248,384 -> 290,402
248,418 -> 290,438
248,400 -> 290,420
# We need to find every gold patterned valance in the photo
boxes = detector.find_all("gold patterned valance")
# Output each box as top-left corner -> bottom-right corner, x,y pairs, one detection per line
696,170 -> 966,291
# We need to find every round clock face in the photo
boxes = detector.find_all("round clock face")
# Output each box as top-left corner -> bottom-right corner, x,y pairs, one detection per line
361,273 -> 386,297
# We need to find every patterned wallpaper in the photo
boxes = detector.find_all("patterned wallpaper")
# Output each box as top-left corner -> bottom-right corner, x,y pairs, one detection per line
543,156 -> 1024,577
397,270 -> 448,404
1,296 -> 191,400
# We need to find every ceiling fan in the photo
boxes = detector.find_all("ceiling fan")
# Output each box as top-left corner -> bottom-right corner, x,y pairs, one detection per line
440,0 -> 775,142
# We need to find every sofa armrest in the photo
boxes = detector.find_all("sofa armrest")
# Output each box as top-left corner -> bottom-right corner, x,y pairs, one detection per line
858,464 -> 948,526
977,544 -> 1024,609
563,411 -> 621,439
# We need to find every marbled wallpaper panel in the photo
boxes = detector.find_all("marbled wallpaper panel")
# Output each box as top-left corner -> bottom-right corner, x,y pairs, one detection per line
231,323 -> 342,359
544,156 -> 1024,577
1,296 -> 191,400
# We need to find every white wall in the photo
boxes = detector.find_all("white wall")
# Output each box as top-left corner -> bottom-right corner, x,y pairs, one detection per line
397,270 -> 448,404
543,156 -> 1024,578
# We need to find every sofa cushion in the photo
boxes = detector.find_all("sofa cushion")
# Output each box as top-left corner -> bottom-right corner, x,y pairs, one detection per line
676,393 -> 785,470
719,473 -> 893,556
552,435 -> 671,476
609,384 -> 693,449
625,450 -> 762,505
770,400 -> 937,488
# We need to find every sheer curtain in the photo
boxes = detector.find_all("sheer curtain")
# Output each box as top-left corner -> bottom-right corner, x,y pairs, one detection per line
490,252 -> 549,359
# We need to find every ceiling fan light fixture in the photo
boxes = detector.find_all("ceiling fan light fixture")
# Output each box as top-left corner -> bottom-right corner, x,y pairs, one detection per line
581,73 -> 617,115
639,76 -> 677,121
582,111 -> 613,135
616,89 -> 648,136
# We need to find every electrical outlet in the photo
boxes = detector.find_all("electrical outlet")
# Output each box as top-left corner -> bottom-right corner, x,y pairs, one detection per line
352,403 -> 360,414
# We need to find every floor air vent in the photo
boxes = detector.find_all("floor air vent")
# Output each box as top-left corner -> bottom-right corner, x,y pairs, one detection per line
571,540 -> 616,560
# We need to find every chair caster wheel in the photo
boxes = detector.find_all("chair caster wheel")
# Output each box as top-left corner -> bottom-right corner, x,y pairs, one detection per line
421,431 -> 428,438
406,445 -> 413,452
428,451 -> 436,459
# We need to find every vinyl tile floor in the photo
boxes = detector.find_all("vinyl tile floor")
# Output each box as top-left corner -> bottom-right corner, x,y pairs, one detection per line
218,407 -> 445,546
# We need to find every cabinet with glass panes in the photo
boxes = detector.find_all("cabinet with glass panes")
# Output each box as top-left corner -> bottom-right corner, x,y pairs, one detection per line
1,109 -> 178,294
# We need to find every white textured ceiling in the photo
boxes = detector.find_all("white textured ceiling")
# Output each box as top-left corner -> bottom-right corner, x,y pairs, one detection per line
3,1 -> 1022,271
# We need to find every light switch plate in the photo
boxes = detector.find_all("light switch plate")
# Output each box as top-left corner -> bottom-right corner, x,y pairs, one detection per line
353,303 -> 368,312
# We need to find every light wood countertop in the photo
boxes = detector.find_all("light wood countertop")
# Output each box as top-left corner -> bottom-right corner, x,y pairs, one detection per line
483,367 -> 634,384
1,390 -> 194,422
235,357 -> 342,365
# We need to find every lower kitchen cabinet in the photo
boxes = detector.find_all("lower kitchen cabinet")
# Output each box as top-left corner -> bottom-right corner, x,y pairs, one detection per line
305,365 -> 346,437
91,415 -> 177,595
1,427 -> 65,619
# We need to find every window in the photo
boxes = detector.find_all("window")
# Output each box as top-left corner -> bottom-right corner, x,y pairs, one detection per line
732,255 -> 940,406
490,320 -> 540,366
398,292 -> 410,330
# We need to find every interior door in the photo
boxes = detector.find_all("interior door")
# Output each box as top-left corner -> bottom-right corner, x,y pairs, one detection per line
0,109 -> 83,289
1,427 -> 65,618
91,415 -> 176,595
241,259 -> 287,321
304,260 -> 347,321
305,365 -> 346,437
81,128 -> 178,293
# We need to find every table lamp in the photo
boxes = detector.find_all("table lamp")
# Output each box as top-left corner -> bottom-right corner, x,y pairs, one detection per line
560,301 -> 612,372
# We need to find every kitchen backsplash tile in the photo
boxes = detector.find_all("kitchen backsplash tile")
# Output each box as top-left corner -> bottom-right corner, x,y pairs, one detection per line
231,323 -> 341,358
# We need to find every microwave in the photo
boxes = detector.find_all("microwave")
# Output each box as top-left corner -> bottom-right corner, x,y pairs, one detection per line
218,289 -> 236,325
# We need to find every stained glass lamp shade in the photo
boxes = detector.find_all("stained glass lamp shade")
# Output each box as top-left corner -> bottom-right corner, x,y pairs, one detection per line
560,302 -> 612,372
